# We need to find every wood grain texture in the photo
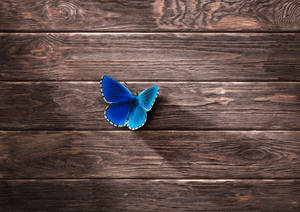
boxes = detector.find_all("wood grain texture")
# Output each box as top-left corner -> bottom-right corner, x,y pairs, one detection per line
1,131 -> 300,179
0,179 -> 299,211
2,1 -> 300,211
1,33 -> 300,81
0,82 -> 300,130
0,0 -> 299,32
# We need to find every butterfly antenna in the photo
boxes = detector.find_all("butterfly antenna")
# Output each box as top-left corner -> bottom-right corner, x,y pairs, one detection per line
124,81 -> 138,95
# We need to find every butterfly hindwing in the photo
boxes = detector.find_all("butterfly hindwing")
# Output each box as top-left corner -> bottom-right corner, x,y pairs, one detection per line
128,105 -> 147,130
105,102 -> 130,127
137,86 -> 159,111
101,76 -> 132,103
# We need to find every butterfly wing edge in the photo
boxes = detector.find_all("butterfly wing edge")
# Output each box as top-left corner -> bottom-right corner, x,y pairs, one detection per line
104,105 -> 129,127
147,86 -> 159,111
138,86 -> 159,111
100,76 -> 110,104
127,107 -> 147,131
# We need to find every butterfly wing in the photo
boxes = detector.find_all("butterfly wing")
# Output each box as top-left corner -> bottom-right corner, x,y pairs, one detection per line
105,102 -> 130,127
101,76 -> 132,103
127,105 -> 147,130
137,86 -> 159,111
101,76 -> 133,127
127,86 -> 159,130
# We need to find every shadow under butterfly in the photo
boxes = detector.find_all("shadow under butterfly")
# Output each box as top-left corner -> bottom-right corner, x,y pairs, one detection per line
100,76 -> 159,130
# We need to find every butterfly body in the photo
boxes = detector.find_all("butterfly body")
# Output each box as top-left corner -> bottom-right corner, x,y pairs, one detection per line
128,95 -> 139,113
100,76 -> 158,130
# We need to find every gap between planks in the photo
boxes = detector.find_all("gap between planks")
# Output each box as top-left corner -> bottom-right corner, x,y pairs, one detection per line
1,30 -> 300,34
2,80 -> 300,83
2,129 -> 300,132
1,81 -> 300,83
1,178 -> 300,181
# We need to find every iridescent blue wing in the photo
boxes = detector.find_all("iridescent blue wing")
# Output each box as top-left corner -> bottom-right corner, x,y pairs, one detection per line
101,76 -> 133,127
127,105 -> 147,130
127,86 -> 159,130
137,86 -> 159,111
101,76 -> 132,103
105,102 -> 130,127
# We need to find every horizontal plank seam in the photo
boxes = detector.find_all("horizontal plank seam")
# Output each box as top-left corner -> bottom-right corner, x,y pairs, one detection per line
2,80 -> 300,83
1,30 -> 300,34
1,81 -> 300,84
1,178 -> 300,181
2,129 -> 300,131
1,129 -> 300,132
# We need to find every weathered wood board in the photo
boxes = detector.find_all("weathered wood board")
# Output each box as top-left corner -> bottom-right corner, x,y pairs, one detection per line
1,82 -> 299,130
0,179 -> 299,211
1,33 -> 300,81
0,0 -> 300,32
1,131 -> 299,179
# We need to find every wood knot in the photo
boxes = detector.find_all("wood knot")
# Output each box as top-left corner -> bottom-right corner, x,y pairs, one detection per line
29,38 -> 55,58
239,149 -> 266,161
44,0 -> 78,24
153,0 -> 201,30
274,0 -> 300,29
7,35 -> 57,61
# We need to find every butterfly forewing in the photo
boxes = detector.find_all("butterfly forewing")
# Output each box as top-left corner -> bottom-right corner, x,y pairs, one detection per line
101,76 -> 132,103
137,86 -> 159,111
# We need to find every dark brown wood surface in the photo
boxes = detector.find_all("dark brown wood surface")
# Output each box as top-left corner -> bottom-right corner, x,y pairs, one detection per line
1,82 -> 300,130
1,33 -> 300,81
1,131 -> 300,179
1,179 -> 299,212
1,0 -> 300,211
0,0 -> 300,32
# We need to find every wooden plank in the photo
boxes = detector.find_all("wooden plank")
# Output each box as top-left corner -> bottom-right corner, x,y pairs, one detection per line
1,33 -> 300,81
0,179 -> 299,211
0,131 -> 299,178
0,82 -> 300,130
0,0 -> 300,32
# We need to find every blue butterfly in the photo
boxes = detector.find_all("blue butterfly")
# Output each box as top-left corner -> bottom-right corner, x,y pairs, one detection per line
100,76 -> 159,130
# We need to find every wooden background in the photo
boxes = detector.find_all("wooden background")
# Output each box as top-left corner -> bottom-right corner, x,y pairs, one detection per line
0,0 -> 300,211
